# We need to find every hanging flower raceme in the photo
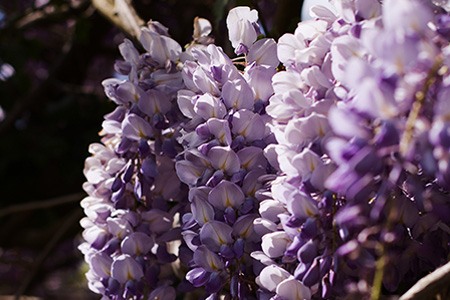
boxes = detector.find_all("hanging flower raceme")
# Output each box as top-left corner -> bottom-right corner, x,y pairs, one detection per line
79,21 -> 196,299
325,0 -> 450,294
174,6 -> 279,299
257,0 -> 450,298
254,3 -> 344,298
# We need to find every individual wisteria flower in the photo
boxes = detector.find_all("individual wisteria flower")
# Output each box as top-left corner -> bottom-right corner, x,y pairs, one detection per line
226,6 -> 261,55
174,6 -> 278,299
79,20 -> 193,299
257,0 -> 450,298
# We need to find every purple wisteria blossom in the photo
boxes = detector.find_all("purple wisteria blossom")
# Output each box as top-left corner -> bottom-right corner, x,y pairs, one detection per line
174,6 -> 278,298
256,0 -> 450,298
226,6 -> 261,55
79,21 -> 193,299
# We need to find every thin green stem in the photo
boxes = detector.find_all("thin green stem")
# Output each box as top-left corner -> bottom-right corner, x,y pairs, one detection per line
371,250 -> 385,300
399,58 -> 445,156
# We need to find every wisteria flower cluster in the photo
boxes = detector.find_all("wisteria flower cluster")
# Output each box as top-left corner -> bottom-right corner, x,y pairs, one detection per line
80,1 -> 450,299
79,21 -> 187,299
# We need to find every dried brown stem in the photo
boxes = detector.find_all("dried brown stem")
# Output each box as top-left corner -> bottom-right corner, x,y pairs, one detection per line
91,0 -> 144,39
15,1 -> 91,29
14,209 -> 83,299
0,192 -> 85,218
399,261 -> 450,300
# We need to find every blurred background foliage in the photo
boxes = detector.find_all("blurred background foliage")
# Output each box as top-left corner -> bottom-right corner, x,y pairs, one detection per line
0,0 -> 302,298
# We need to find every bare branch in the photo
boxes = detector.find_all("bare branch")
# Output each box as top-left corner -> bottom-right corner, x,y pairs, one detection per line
14,209 -> 83,298
14,0 -> 91,29
91,0 -> 144,38
0,192 -> 85,218
399,261 -> 450,300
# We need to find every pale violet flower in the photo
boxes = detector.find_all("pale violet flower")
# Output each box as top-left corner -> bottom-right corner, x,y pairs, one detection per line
226,6 -> 260,54
301,0 -> 337,21
276,277 -> 312,300
261,231 -> 291,258
256,265 -> 312,300
256,264 -> 291,292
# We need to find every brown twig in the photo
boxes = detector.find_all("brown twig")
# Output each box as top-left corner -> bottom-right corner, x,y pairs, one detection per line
399,261 -> 450,300
14,209 -> 83,299
16,1 -> 91,30
0,192 -> 85,218
91,0 -> 144,39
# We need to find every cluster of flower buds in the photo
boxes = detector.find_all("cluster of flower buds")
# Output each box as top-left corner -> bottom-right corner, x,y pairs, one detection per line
175,7 -> 279,298
257,0 -> 450,298
79,21 -> 189,299
323,0 -> 450,295
254,2 -> 345,298
81,1 -> 450,299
